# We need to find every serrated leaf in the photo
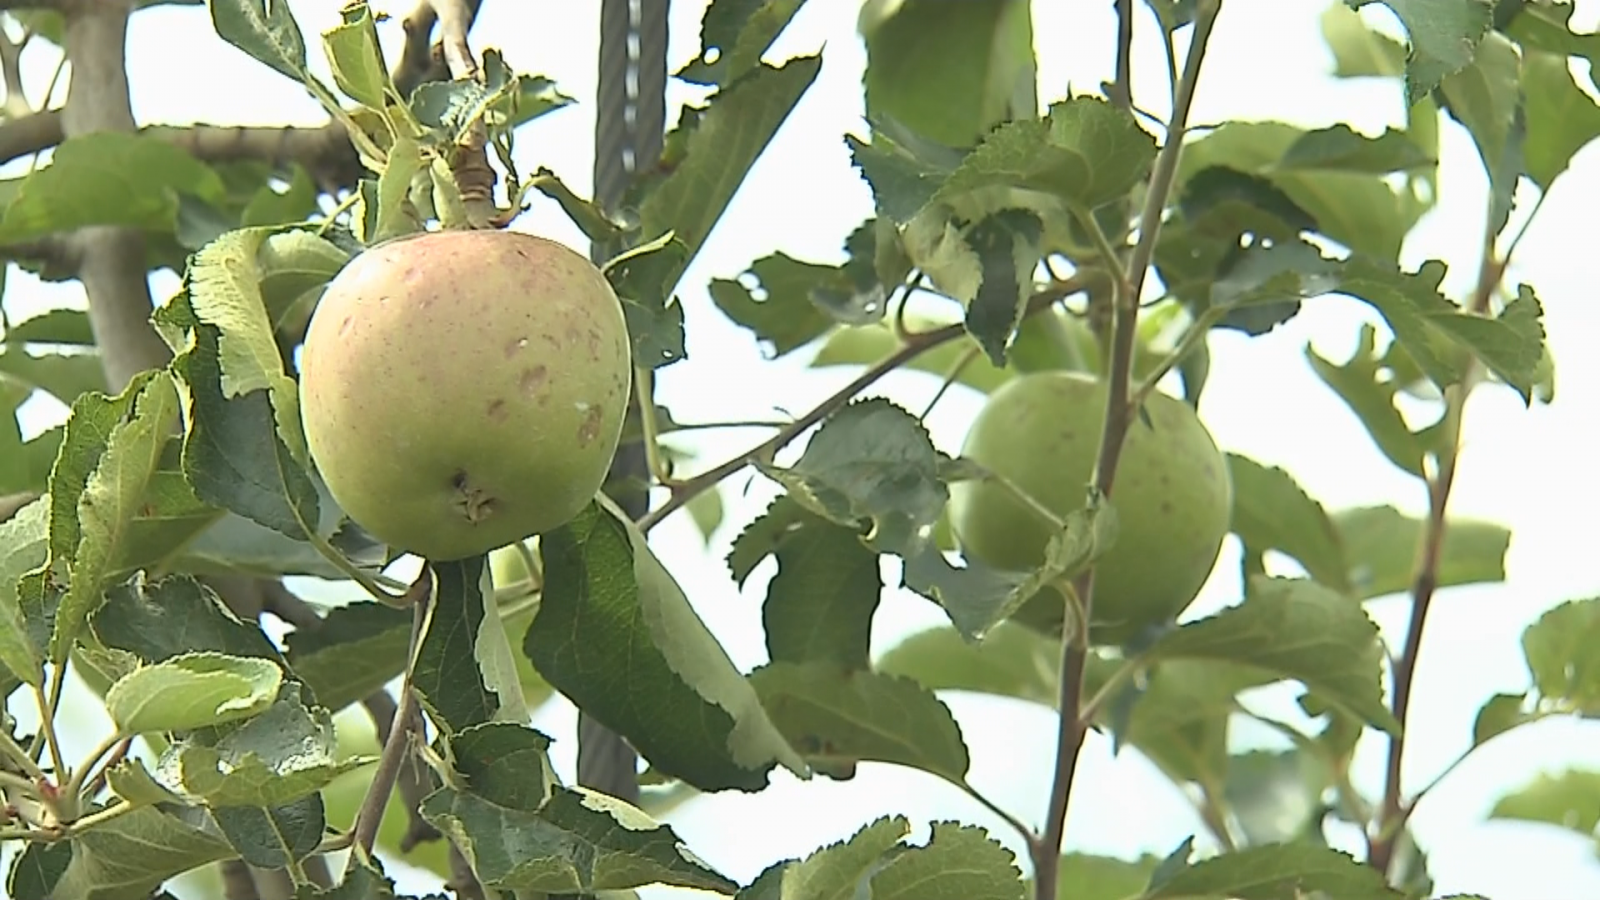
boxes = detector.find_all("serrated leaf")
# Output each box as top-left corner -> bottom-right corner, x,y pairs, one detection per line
869,821 -> 1024,900
875,621 -> 1058,707
1503,0 -> 1600,63
447,722 -> 557,812
158,291 -> 323,541
1055,852 -> 1162,900
861,0 -> 1037,149
962,208 -> 1044,366
420,784 -> 738,895
212,793 -> 325,869
1114,659 -> 1277,788
3,308 -> 97,344
414,556 -> 499,736
161,683 -> 367,807
1437,29 -> 1522,233
284,600 -> 412,713
1488,768 -> 1600,838
931,96 -> 1157,212
1322,3 -> 1407,77
736,815 -> 911,900
729,496 -> 883,668
0,133 -> 226,244
1520,598 -> 1600,713
847,132 -> 952,224
1144,577 -> 1400,735
321,3 -> 391,110
756,398 -> 949,555
0,348 -> 107,407
106,651 -> 282,736
91,572 -> 285,666
0,496 -> 47,685
709,253 -> 872,357
750,661 -> 970,783
186,226 -> 323,464
208,0 -> 312,84
42,370 -> 181,663
1332,505 -> 1510,600
1143,841 -> 1403,899
1224,749 -> 1331,846
1521,49 -> 1600,189
9,804 -> 234,900
1348,0 -> 1495,105
603,232 -> 690,369
1276,124 -> 1437,173
679,0 -> 810,87
1307,324 -> 1443,478
634,54 -> 821,305
1225,454 -> 1349,592
526,497 -> 807,791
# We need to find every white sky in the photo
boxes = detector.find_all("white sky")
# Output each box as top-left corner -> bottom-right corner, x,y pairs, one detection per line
5,1 -> 1600,898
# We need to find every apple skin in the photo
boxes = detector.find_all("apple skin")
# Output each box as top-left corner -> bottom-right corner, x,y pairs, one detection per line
947,371 -> 1232,646
298,229 -> 632,562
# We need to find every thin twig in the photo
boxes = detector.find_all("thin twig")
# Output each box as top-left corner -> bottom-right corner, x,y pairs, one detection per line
350,569 -> 433,854
1112,0 -> 1134,111
1032,5 -> 1222,898
634,277 -> 1089,533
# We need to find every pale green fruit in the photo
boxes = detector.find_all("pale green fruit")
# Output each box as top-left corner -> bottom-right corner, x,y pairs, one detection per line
299,229 -> 632,562
948,371 -> 1232,646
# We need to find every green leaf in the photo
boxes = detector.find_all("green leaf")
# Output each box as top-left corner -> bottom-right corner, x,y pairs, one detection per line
1276,124 -> 1437,173
105,651 -> 282,736
602,232 -> 690,369
414,556 -> 500,736
3,308 -> 97,345
1054,853 -> 1162,900
931,97 -> 1158,212
1521,49 -> 1600,190
738,815 -> 912,900
1142,840 -> 1403,899
1178,122 -> 1431,260
208,0 -> 312,84
861,0 -> 1037,149
0,348 -> 107,409
1144,577 -> 1401,735
709,249 -> 882,358
1223,749 -> 1331,846
847,132 -> 954,224
1332,505 -> 1510,600
1489,768 -> 1600,838
1322,3 -> 1407,77
679,0 -> 811,87
634,54 -> 821,303
1225,454 -> 1349,592
750,661 -> 971,783
1472,691 -> 1532,746
185,226 -> 335,465
91,572 -> 285,666
1114,659 -> 1276,789
526,497 -> 807,791
1307,324 -> 1443,478
1520,597 -> 1600,713
161,682 -> 367,807
283,601 -> 412,713
875,621 -> 1058,707
157,291 -> 323,541
321,2 -> 392,110
755,398 -> 949,556
39,370 -> 182,663
1436,29 -> 1522,233
1503,0 -> 1600,63
962,208 -> 1044,366
1348,0 -> 1495,105
212,794 -> 324,870
445,722 -> 556,812
8,804 -> 233,900
728,496 -> 883,669
869,821 -> 1024,899
0,133 -> 226,244
420,784 -> 739,895
0,496 -> 47,685
410,55 -> 521,143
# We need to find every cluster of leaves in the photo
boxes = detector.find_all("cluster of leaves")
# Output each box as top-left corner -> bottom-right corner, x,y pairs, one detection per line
0,0 -> 1597,899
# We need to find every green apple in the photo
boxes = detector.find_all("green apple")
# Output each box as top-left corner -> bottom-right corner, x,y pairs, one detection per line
299,229 -> 632,562
948,371 -> 1232,646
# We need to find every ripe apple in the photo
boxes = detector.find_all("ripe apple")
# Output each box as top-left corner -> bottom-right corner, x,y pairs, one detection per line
298,229 -> 632,562
947,370 -> 1232,646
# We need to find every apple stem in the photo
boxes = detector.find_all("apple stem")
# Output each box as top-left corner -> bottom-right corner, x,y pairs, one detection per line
1030,3 -> 1223,898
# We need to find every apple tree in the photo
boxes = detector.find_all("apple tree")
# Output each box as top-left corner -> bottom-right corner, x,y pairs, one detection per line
0,0 -> 1594,899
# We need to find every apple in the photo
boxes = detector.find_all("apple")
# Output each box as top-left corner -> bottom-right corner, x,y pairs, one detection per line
298,229 -> 632,562
947,370 -> 1232,646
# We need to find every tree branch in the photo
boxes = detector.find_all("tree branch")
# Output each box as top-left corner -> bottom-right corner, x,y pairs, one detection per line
1031,4 -> 1221,898
636,276 -> 1091,534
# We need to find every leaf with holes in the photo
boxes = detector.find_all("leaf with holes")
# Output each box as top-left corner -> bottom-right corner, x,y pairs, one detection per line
679,0 -> 811,87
